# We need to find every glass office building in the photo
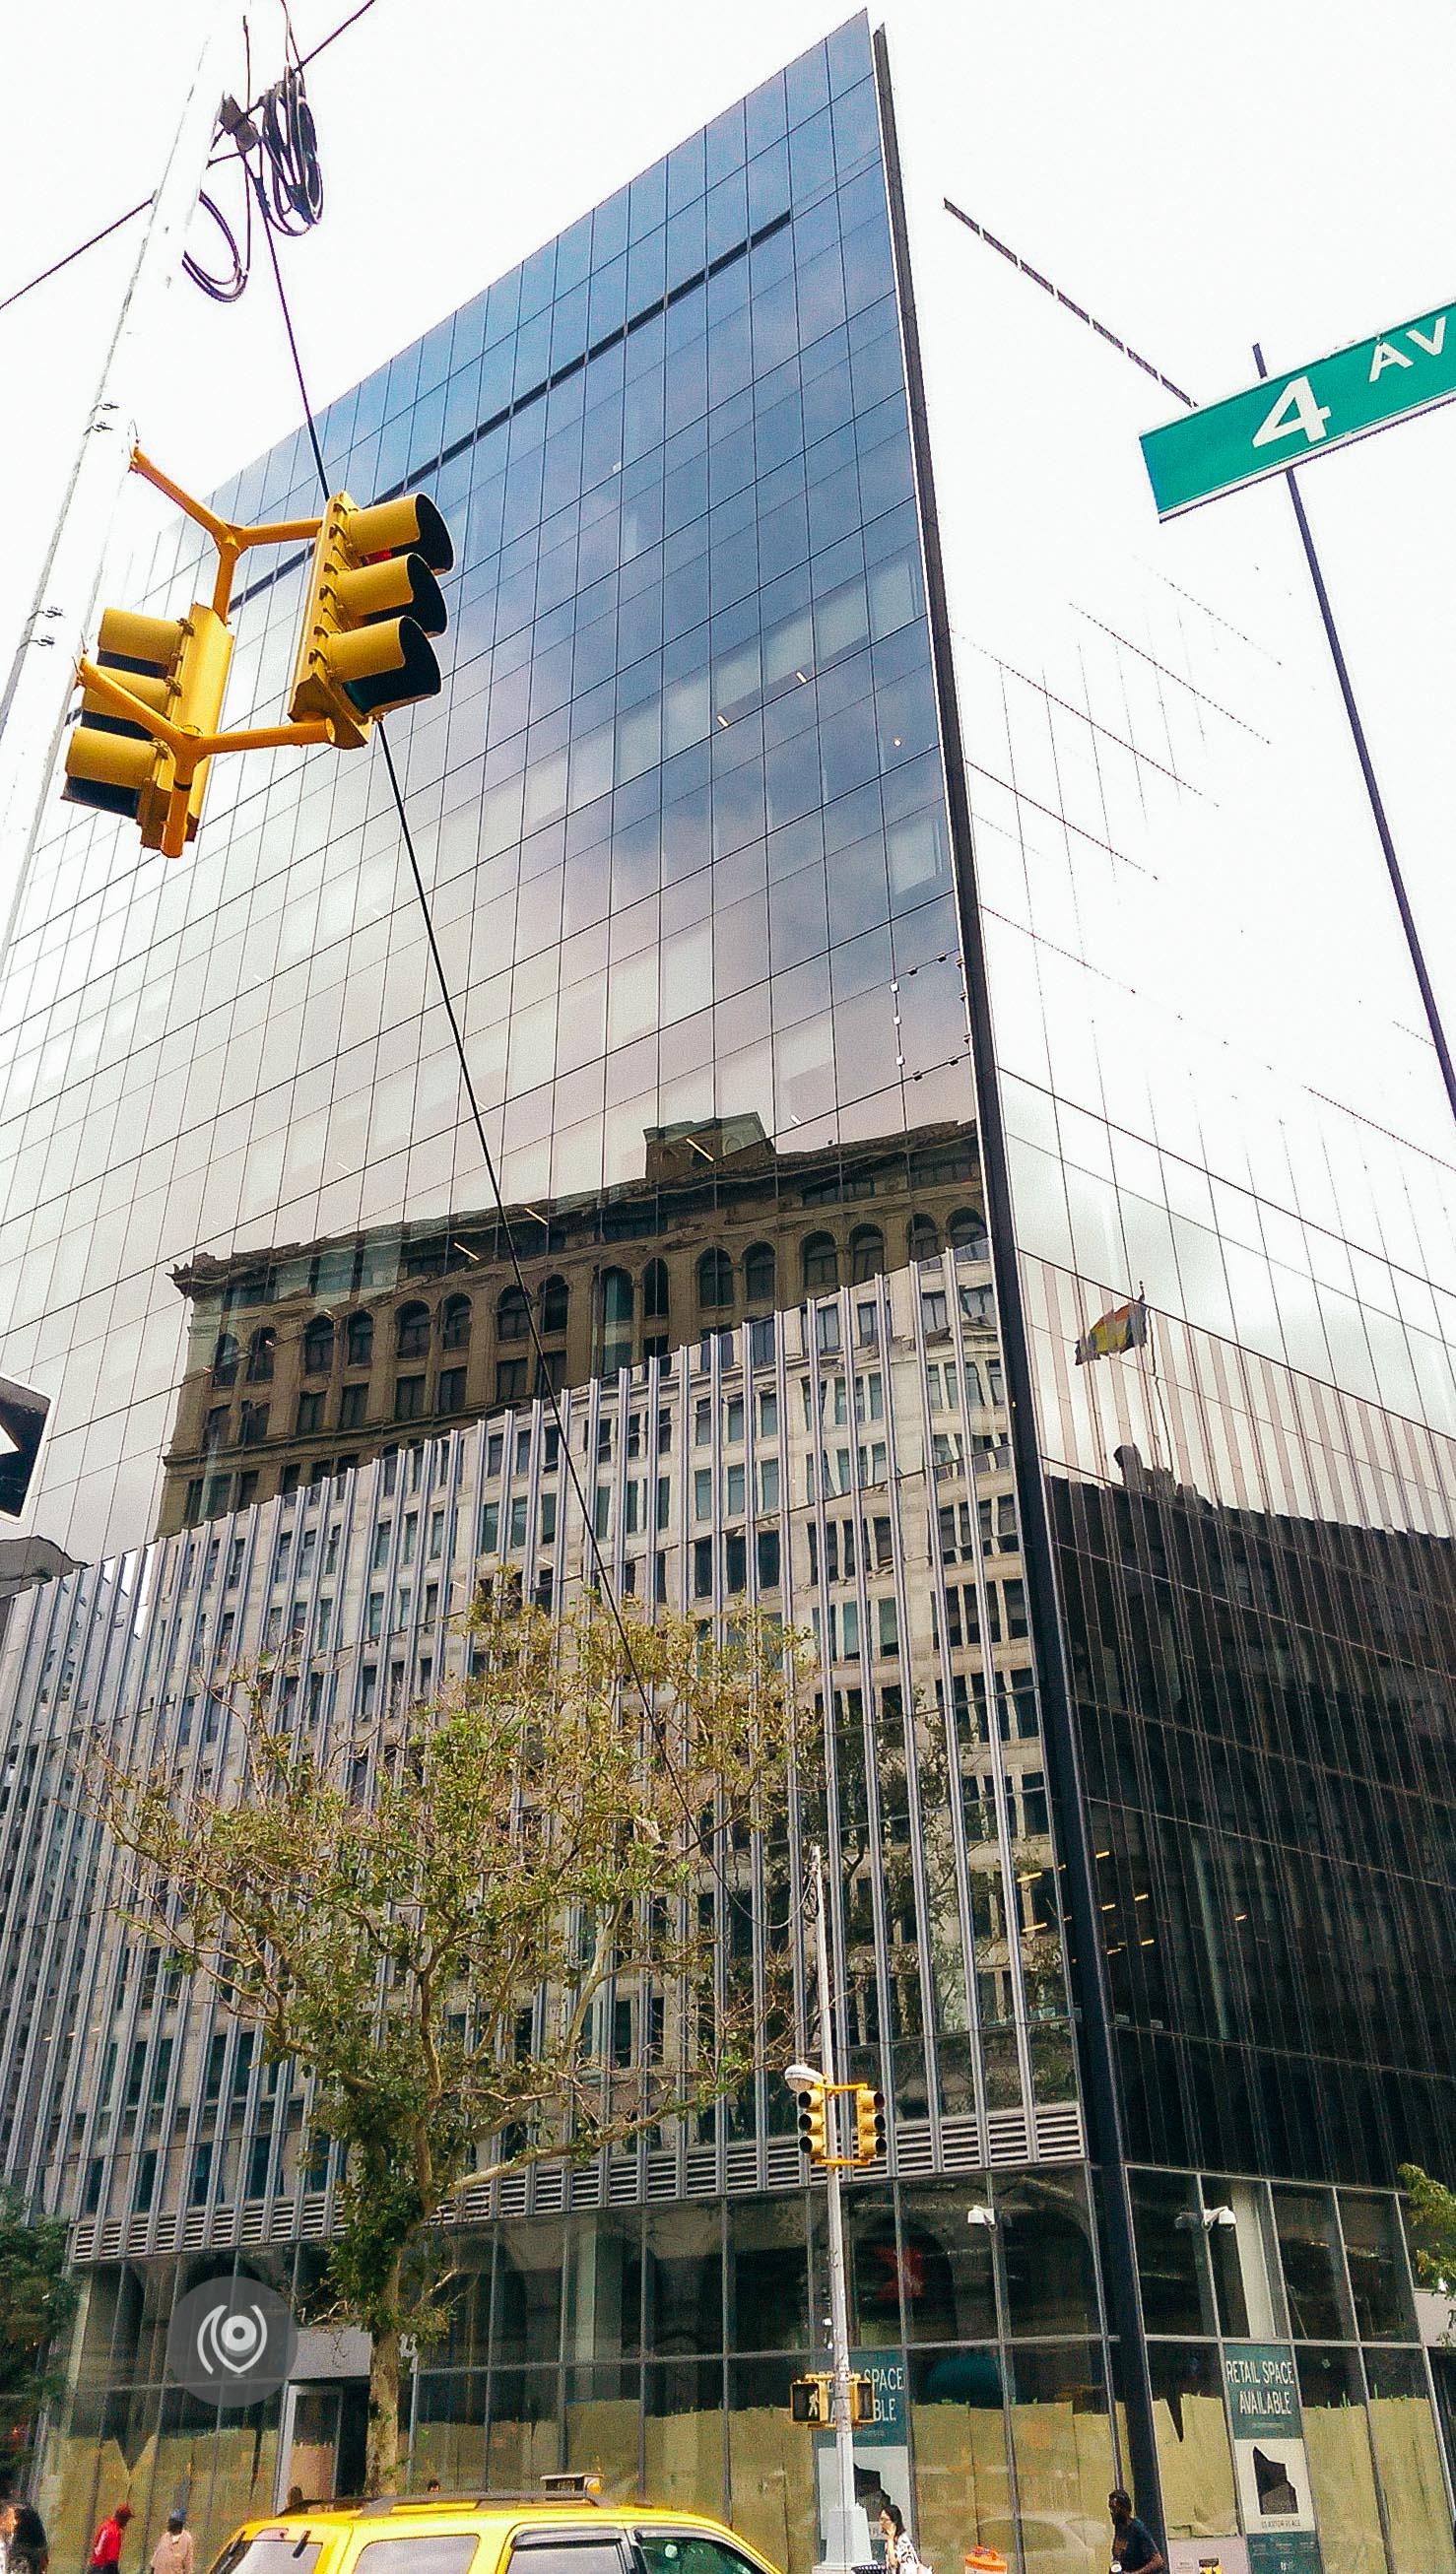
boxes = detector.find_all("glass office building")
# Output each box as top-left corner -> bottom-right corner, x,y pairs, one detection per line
0,18 -> 1452,2574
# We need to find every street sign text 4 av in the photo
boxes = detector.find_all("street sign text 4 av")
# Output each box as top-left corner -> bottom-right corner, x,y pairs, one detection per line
1142,297 -> 1456,518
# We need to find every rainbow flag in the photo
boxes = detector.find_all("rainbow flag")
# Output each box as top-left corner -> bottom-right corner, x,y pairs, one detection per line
1075,1295 -> 1148,1365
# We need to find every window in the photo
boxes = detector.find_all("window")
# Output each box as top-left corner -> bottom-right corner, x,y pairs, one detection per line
396,1301 -> 430,1357
441,1293 -> 472,1350
358,2541 -> 479,2574
642,1259 -> 669,1322
239,1402 -> 269,1446
921,1287 -> 950,1337
950,1205 -> 988,1254
757,1528 -> 781,1589
908,1214 -> 941,1262
339,1382 -> 367,1430
201,1406 -> 229,1455
496,1358 -> 527,1402
744,1241 -> 775,1303
697,1247 -> 733,1310
749,1315 -> 775,1369
296,1392 -> 323,1436
394,1375 -> 426,1420
600,1267 -> 633,1372
302,1314 -> 334,1374
438,1367 -> 467,1415
346,1310 -> 373,1367
802,1232 -> 838,1290
246,1326 -> 276,1382
212,1332 -> 239,1387
849,1223 -> 885,1284
542,1273 -> 570,1333
506,2547 -> 625,2574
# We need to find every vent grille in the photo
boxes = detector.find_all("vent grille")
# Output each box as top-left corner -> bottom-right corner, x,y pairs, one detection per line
66,2103 -> 1089,2260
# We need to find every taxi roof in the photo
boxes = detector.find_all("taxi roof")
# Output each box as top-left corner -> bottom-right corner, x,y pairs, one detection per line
233,2503 -> 771,2542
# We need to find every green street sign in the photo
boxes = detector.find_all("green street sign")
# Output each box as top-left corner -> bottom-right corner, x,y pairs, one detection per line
1141,297 -> 1456,517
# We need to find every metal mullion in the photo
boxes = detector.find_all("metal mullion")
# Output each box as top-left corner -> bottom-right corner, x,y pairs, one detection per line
947,1252 -> 1037,2115
771,1304 -> 811,2079
873,1264 -> 948,2162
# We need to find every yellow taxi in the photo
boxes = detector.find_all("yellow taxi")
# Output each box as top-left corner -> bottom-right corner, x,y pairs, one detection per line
209,2477 -> 785,2574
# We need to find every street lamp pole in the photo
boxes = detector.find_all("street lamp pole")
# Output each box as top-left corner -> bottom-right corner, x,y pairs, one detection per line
806,1842 -> 870,2574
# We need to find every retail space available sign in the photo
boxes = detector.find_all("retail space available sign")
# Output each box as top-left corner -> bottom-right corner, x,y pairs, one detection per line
1141,299 -> 1456,517
1222,2345 -> 1322,2574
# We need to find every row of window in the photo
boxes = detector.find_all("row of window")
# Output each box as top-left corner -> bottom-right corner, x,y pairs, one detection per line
205,1212 -> 989,1389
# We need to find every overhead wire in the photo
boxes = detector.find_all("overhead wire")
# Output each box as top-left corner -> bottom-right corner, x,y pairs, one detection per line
0,0 -> 373,323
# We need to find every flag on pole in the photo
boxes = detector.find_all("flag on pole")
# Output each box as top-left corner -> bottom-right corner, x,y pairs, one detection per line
1075,1295 -> 1149,1366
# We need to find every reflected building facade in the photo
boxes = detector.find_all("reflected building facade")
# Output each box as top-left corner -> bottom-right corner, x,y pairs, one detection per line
0,17 -> 1452,2574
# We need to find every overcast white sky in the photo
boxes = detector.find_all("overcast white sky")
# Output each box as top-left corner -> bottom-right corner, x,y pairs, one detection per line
5,0 -> 1456,1025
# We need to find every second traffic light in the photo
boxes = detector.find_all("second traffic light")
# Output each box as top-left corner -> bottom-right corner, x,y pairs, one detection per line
289,489 -> 454,748
853,2084 -> 888,2164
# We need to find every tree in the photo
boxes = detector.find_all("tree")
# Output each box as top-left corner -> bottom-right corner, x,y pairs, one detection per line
97,1588 -> 802,2492
1399,2162 -> 1456,2340
0,2185 -> 78,2472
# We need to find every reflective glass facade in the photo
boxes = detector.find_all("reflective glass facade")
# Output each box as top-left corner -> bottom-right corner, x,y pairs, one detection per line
0,16 -> 1452,2574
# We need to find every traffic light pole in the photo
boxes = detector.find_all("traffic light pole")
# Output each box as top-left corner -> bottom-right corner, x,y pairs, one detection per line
807,1843 -> 871,2574
0,18 -> 233,951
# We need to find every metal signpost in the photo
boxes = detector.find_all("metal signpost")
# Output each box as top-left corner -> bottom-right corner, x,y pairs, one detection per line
1140,308 -> 1456,1133
1141,297 -> 1456,518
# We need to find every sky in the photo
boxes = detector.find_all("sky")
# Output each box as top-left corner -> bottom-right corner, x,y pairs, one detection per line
4,0 -> 1456,1031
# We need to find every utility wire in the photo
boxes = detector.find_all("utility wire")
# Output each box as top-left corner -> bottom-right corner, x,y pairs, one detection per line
0,0 -> 376,322
258,226 -> 759,1889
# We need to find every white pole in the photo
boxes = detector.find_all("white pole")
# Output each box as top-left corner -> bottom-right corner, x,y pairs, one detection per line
810,1842 -> 871,2574
0,17 -> 234,960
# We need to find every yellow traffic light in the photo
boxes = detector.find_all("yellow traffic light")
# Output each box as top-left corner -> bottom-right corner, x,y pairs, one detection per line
853,2083 -> 888,2164
796,2079 -> 829,2164
789,2375 -> 830,2424
65,603 -> 232,856
289,489 -> 454,747
849,2372 -> 878,2425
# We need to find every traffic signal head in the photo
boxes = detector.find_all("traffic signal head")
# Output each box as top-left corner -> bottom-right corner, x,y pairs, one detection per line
853,2083 -> 888,2164
289,489 -> 454,747
795,2079 -> 828,2164
65,603 -> 232,856
789,2375 -> 829,2425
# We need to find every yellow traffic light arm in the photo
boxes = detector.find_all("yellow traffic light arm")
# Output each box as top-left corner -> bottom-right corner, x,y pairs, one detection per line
129,447 -> 322,620
75,656 -> 335,782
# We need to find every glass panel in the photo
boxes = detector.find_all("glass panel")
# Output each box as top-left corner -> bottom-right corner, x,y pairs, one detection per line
641,2362 -> 727,2517
1364,2347 -> 1456,2574
728,2197 -> 810,2350
727,2357 -> 820,2574
998,2174 -> 1099,2337
1296,2348 -> 1383,2574
897,2182 -> 997,2345
1006,2343 -> 1113,2574
1129,2171 -> 1211,2338
1146,2343 -> 1237,2541
1338,2194 -> 1417,2342
563,2362 -> 640,2499
1274,2189 -> 1354,2343
906,2344 -> 1012,2574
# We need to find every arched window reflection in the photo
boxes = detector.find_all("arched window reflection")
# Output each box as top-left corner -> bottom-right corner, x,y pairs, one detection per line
744,1242 -> 775,1305
345,1311 -> 373,1368
849,1224 -> 885,1285
212,1333 -> 239,1388
802,1232 -> 838,1291
441,1293 -> 472,1350
908,1215 -> 940,1263
697,1249 -> 733,1311
396,1301 -> 430,1358
301,1314 -> 334,1374
497,1287 -> 530,1343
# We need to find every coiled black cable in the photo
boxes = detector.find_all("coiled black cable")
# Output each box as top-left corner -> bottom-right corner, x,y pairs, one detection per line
183,39 -> 324,304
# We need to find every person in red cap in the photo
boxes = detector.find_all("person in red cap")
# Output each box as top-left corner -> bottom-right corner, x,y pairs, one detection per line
87,2508 -> 133,2574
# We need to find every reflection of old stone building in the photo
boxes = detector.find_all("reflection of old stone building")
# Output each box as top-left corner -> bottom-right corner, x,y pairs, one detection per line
161,1117 -> 987,1535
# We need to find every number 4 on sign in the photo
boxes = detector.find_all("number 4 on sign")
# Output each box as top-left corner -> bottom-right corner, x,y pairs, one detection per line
1252,374 -> 1332,450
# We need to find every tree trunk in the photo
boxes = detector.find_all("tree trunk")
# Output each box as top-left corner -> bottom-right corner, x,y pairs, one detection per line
365,2315 -> 402,2495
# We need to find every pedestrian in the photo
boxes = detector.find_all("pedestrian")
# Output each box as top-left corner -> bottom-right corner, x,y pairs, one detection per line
12,2504 -> 48,2574
150,2518 -> 192,2574
87,2506 -> 133,2574
0,2501 -> 17,2574
879,2503 -> 926,2574
1108,2492 -> 1163,2574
